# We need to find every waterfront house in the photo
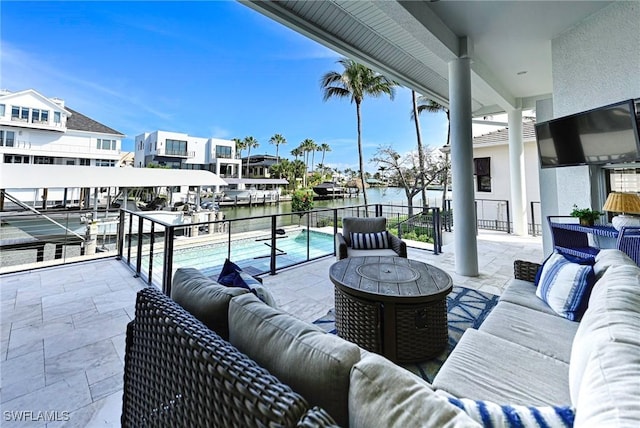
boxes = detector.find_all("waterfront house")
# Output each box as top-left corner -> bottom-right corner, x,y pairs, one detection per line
0,89 -> 124,207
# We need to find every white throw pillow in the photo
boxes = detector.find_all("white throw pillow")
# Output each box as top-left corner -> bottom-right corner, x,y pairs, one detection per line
350,231 -> 390,249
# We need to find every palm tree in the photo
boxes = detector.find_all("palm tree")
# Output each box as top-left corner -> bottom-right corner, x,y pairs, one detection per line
416,97 -> 450,210
410,90 -> 428,209
291,147 -> 303,161
233,137 -> 245,178
321,58 -> 396,208
269,133 -> 287,164
319,143 -> 332,168
243,136 -> 259,178
299,139 -> 316,187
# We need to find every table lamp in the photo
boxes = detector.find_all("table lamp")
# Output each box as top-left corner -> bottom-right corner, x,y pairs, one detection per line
602,192 -> 640,230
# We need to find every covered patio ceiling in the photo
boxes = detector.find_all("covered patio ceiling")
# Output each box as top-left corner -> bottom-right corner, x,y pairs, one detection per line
241,0 -> 613,116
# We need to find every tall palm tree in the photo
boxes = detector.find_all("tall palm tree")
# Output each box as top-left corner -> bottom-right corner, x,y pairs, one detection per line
243,136 -> 259,178
416,97 -> 450,210
321,58 -> 396,208
269,133 -> 287,164
233,137 -> 245,178
319,143 -> 332,168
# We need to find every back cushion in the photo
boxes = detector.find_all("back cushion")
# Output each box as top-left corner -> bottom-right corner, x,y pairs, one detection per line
342,217 -> 386,246
593,249 -> 636,279
171,268 -> 248,340
228,293 -> 360,427
569,264 -> 640,405
349,353 -> 477,428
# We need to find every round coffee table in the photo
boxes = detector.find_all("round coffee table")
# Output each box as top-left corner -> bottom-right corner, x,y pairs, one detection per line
329,256 -> 453,363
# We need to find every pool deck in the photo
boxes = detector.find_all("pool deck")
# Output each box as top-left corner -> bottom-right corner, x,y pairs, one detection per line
0,230 -> 543,427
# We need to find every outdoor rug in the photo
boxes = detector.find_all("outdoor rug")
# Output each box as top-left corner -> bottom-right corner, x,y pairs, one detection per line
312,286 -> 499,383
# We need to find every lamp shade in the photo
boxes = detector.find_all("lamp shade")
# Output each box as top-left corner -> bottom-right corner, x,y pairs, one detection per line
602,192 -> 640,214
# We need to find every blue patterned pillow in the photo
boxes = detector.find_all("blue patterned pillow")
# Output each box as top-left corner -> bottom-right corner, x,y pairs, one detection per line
447,396 -> 575,428
350,231 -> 390,249
535,252 -> 595,321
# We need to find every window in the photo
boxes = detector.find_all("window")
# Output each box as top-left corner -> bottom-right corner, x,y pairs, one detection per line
31,109 -> 49,123
11,106 -> 29,121
0,130 -> 15,147
165,139 -> 187,156
474,157 -> 491,192
97,139 -> 116,150
216,145 -> 232,159
0,104 -> 5,116
79,158 -> 90,166
34,156 -> 53,164
95,159 -> 116,167
54,111 -> 61,124
4,155 -> 29,163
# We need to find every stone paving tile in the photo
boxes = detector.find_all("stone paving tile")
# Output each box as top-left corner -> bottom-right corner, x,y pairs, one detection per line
0,232 -> 543,426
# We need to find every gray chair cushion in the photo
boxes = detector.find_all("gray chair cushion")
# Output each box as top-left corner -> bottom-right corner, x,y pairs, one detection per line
342,217 -> 387,247
228,293 -> 361,427
171,267 -> 248,339
479,301 -> 578,363
433,329 -> 571,406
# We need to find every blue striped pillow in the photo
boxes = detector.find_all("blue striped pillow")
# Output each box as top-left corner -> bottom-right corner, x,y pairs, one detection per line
350,231 -> 390,249
535,252 -> 595,320
447,396 -> 575,428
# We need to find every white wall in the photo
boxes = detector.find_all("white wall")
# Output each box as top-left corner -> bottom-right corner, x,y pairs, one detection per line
540,1 -> 640,255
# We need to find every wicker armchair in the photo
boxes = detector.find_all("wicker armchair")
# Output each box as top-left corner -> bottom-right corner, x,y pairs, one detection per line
122,286 -> 338,427
335,216 -> 407,260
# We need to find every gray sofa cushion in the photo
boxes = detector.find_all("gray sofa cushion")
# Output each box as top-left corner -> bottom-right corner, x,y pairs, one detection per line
349,353 -> 479,428
171,267 -> 248,339
498,279 -> 558,316
228,293 -> 360,427
479,301 -> 578,363
432,329 -> 570,406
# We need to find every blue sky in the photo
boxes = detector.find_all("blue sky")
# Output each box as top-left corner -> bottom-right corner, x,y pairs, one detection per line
2,0 -> 449,172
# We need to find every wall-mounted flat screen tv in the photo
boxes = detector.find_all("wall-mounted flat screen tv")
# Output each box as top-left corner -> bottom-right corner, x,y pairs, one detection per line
535,99 -> 640,168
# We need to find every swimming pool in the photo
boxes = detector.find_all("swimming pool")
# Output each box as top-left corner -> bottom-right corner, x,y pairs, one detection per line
143,229 -> 335,279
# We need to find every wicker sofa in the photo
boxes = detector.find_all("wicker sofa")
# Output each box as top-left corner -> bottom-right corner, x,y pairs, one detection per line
122,250 -> 640,427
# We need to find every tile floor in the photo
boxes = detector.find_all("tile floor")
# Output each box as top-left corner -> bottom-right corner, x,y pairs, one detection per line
0,230 -> 543,427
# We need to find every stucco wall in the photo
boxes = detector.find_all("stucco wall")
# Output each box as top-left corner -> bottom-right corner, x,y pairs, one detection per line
540,1 -> 640,254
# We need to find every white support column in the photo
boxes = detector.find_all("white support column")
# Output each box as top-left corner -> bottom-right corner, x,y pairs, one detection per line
449,57 -> 479,276
508,109 -> 527,235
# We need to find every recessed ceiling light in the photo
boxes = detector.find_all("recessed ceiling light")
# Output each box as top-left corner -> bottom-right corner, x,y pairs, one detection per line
517,71 -> 527,75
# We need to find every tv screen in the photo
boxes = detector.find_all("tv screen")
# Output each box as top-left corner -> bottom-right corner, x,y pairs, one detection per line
535,99 -> 640,168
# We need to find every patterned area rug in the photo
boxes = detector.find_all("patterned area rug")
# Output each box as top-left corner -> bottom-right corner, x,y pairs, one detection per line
312,286 -> 499,383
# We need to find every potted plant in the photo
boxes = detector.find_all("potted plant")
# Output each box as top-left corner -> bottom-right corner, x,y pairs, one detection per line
570,204 -> 603,226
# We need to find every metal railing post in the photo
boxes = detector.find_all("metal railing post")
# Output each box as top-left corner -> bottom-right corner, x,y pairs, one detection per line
135,216 -> 144,277
506,200 -> 511,234
333,209 -> 339,255
530,201 -> 536,236
163,226 -> 175,296
148,223 -> 155,285
117,208 -> 125,259
270,215 -> 277,275
126,212 -> 133,264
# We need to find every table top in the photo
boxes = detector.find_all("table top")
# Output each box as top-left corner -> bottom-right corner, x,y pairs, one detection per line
329,256 -> 452,303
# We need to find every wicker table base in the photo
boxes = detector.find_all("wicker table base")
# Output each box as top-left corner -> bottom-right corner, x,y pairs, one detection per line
330,256 -> 452,363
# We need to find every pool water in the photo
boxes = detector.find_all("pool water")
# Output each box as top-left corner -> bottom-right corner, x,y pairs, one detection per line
145,229 -> 335,279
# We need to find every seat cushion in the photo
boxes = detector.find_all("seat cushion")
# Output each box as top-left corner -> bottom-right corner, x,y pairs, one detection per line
499,279 -> 558,316
479,301 -> 578,363
171,267 -> 248,339
432,329 -> 570,406
228,293 -> 360,427
346,247 -> 400,258
349,353 -> 479,428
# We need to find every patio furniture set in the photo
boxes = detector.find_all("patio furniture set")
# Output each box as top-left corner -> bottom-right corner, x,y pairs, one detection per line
121,217 -> 640,427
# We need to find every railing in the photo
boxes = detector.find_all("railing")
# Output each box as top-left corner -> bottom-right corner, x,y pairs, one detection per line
156,148 -> 196,158
117,204 -> 443,295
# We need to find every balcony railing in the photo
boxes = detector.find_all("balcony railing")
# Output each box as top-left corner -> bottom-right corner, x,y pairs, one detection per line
117,204 -> 443,295
156,148 -> 196,158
